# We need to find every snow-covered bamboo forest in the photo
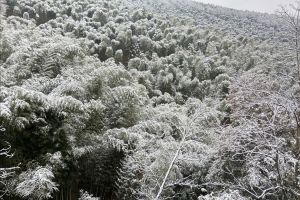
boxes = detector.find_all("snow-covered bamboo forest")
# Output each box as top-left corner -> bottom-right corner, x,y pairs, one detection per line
0,0 -> 300,199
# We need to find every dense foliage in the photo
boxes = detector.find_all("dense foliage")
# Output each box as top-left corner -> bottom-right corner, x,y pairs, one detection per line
126,0 -> 289,42
0,0 -> 299,199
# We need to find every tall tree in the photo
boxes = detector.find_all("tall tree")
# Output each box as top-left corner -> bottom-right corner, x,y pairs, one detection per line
117,98 -> 220,199
277,2 -> 300,197
208,70 -> 300,199
276,1 -> 300,80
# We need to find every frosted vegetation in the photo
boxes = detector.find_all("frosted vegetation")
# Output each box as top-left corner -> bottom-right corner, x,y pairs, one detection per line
0,0 -> 299,199
125,0 -> 289,42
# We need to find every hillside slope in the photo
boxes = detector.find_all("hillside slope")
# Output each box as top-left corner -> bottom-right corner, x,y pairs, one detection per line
0,0 -> 298,199
126,0 -> 289,42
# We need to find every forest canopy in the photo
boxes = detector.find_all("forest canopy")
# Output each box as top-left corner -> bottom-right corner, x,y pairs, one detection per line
0,0 -> 299,199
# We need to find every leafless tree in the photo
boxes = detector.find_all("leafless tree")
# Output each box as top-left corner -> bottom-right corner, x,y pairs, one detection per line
209,70 -> 300,199
276,1 -> 300,79
276,2 -> 300,197
0,125 -> 19,198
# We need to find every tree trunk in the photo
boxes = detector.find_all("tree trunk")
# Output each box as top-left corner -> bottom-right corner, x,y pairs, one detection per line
295,123 -> 300,199
275,153 -> 288,200
296,29 -> 300,81
154,133 -> 187,200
